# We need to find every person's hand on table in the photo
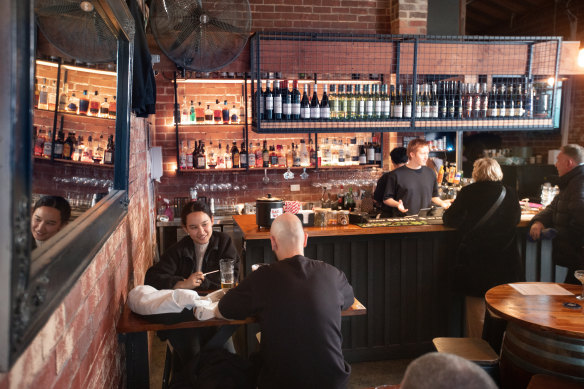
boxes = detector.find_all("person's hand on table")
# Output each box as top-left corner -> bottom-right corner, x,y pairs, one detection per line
396,200 -> 408,214
174,271 -> 205,289
529,221 -> 544,241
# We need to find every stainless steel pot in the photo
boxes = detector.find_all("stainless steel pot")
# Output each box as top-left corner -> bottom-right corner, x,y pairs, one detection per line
256,194 -> 284,228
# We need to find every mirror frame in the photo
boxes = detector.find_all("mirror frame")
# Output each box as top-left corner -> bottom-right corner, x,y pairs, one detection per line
0,0 -> 135,371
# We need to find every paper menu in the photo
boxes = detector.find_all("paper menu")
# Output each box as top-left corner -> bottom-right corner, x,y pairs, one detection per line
509,283 -> 574,296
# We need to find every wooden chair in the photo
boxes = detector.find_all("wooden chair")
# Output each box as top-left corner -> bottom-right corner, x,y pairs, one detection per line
527,374 -> 584,389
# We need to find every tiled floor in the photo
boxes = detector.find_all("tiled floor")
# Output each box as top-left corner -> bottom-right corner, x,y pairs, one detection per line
149,335 -> 410,389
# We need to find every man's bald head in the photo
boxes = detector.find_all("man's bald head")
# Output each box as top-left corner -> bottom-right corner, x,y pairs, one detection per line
270,213 -> 307,260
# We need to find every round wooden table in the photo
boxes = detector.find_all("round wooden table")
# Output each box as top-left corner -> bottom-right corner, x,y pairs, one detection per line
485,282 -> 584,389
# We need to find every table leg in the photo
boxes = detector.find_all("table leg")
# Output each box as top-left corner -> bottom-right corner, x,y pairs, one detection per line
121,331 -> 150,389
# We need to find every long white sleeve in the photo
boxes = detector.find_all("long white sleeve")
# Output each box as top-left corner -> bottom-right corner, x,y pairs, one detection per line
128,285 -> 213,315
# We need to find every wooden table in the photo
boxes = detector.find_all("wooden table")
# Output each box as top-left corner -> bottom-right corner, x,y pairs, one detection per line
117,298 -> 366,389
485,282 -> 584,389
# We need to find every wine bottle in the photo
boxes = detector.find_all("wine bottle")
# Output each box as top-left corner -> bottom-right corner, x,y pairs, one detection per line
282,80 -> 291,120
497,84 -> 506,117
338,84 -> 347,120
373,84 -> 382,119
329,84 -> 337,119
320,84 -> 330,119
347,85 -> 356,120
300,84 -> 310,120
430,82 -> 439,118
454,81 -> 462,119
446,82 -> 455,118
438,82 -> 447,119
264,80 -> 273,120
273,80 -> 282,120
364,84 -> 374,119
355,84 -> 365,119
381,84 -> 390,119
487,84 -> 497,117
403,84 -> 412,119
473,83 -> 481,119
310,83 -> 320,119
291,80 -> 301,120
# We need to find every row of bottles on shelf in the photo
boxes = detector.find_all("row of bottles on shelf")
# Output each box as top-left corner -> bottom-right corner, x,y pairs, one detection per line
254,79 -> 545,122
437,162 -> 462,187
34,125 -> 115,164
178,136 -> 382,170
34,77 -> 117,119
179,98 -> 244,125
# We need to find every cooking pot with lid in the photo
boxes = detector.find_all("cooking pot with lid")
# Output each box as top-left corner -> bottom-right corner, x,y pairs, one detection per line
256,194 -> 284,228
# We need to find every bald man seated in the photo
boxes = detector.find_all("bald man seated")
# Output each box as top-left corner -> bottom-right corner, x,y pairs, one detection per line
217,213 -> 355,389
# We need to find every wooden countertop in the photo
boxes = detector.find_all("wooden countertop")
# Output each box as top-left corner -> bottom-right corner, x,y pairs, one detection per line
233,214 -> 533,240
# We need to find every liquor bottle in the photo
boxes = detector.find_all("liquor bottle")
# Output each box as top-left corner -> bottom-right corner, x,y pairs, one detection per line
34,128 -> 45,157
264,80 -> 274,120
446,82 -> 455,118
54,126 -> 65,159
291,80 -> 301,120
373,84 -> 382,119
320,84 -> 330,120
381,84 -> 390,119
179,139 -> 187,169
48,80 -> 57,111
196,102 -> 205,122
43,130 -> 53,159
255,142 -> 263,168
89,91 -> 100,116
355,84 -> 365,119
300,84 -> 310,120
209,141 -> 219,168
273,144 -> 283,167
58,81 -> 69,112
190,100 -> 196,122
62,132 -> 76,160
269,145 -> 278,167
273,80 -> 282,120
320,139 -> 330,166
430,82 -> 439,118
67,93 -> 79,115
347,85 -> 357,120
282,80 -> 291,120
338,84 -> 347,120
337,140 -> 345,166
329,84 -> 338,119
299,139 -> 309,167
93,134 -> 104,163
230,104 -> 239,123
437,165 -> 444,184
204,104 -> 213,123
414,84 -> 422,118
262,140 -> 270,167
358,145 -> 367,165
224,143 -> 232,169
100,97 -> 110,118
367,140 -> 375,165
222,100 -> 230,124
213,99 -> 222,123
231,142 -> 240,168
310,83 -> 320,119
79,90 -> 90,115
197,141 -> 207,169
454,82 -> 462,119
292,143 -> 301,167
247,142 -> 256,167
39,78 -> 48,110
104,135 -> 114,165
186,140 -> 194,169
74,135 -> 83,161
438,82 -> 447,119
109,96 -> 117,119
364,84 -> 374,119
181,96 -> 189,123
497,84 -> 506,117
403,85 -> 413,119
286,144 -> 293,167
34,78 -> 40,108
240,142 -> 248,168
308,138 -> 316,167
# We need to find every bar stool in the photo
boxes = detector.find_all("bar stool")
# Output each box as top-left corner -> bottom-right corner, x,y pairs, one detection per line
432,337 -> 499,384
527,374 -> 584,389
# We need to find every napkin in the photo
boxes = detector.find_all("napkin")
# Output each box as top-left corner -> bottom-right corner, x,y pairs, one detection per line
128,285 -> 213,315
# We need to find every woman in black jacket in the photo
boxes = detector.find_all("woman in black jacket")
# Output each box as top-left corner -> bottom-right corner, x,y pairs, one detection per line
443,157 -> 523,337
145,200 -> 240,385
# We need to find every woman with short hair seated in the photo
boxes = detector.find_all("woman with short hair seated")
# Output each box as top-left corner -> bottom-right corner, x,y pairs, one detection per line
31,195 -> 71,249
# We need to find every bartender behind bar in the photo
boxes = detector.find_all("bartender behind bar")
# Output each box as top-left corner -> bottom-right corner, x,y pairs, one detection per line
383,138 -> 450,217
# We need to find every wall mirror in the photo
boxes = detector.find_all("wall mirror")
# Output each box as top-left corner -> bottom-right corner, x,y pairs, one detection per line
0,0 -> 134,371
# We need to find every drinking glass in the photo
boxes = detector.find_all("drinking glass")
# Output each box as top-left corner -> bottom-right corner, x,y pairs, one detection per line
219,259 -> 236,290
575,270 -> 584,300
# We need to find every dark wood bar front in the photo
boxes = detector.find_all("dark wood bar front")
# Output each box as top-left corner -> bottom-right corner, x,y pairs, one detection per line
233,214 -> 554,363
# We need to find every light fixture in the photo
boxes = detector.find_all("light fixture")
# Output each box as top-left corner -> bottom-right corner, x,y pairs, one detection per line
578,48 -> 584,67
547,77 -> 555,87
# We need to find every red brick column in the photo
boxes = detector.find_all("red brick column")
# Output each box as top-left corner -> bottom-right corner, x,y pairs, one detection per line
390,0 -> 428,35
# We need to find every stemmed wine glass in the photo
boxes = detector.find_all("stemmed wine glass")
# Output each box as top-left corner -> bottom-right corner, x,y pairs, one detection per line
574,270 -> 584,300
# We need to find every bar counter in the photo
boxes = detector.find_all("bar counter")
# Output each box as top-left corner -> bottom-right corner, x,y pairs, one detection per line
233,214 -> 551,363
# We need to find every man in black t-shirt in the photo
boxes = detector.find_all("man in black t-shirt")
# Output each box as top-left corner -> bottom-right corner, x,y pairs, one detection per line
217,213 -> 354,389
383,139 -> 450,217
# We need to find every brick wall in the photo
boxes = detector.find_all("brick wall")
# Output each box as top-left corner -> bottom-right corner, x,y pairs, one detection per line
0,115 -> 155,389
